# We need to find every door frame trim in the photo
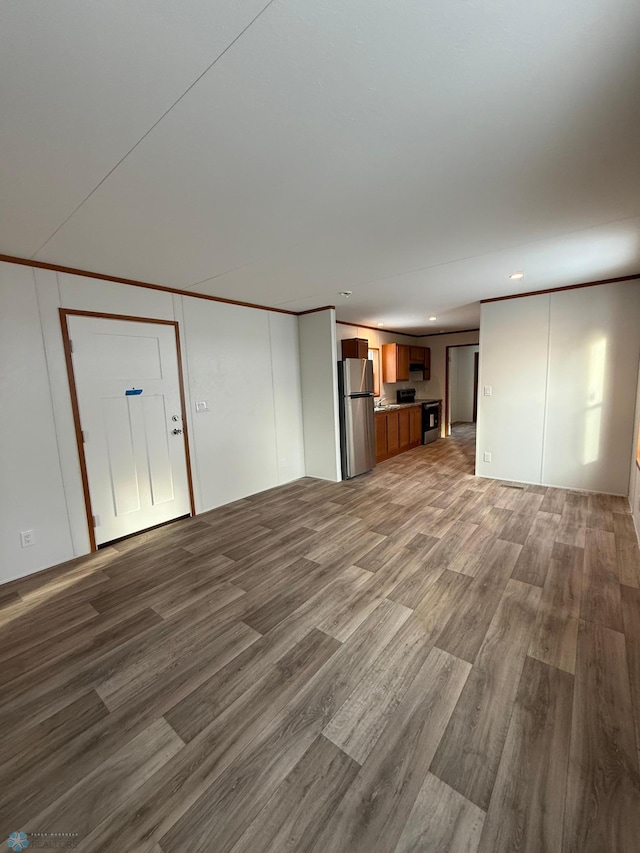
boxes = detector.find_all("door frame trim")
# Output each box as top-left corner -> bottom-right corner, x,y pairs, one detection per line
445,342 -> 480,437
59,308 -> 197,552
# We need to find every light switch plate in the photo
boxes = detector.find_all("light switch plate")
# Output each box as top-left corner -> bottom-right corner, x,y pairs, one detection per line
483,386 -> 492,396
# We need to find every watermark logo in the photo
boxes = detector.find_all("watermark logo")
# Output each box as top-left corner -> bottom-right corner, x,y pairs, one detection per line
6,833 -> 29,851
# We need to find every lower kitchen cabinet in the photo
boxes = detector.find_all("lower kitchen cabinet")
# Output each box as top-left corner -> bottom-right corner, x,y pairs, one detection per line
410,406 -> 422,444
387,411 -> 400,453
399,408 -> 410,448
375,405 -> 422,462
375,413 -> 388,458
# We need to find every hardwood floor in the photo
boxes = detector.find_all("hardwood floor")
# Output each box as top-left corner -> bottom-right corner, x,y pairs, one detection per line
1,422 -> 639,852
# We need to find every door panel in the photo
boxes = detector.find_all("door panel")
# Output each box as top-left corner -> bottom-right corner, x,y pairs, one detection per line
142,394 -> 175,505
67,315 -> 191,545
102,395 -> 141,516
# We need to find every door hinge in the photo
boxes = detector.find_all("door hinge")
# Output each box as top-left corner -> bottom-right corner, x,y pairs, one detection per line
92,515 -> 100,528
81,430 -> 87,443
69,339 -> 74,353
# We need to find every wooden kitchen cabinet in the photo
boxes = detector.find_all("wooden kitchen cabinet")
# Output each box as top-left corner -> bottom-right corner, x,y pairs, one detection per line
383,343 -> 430,381
398,408 -> 410,447
375,405 -> 423,462
382,343 -> 410,383
410,345 -> 431,379
410,406 -> 422,444
423,347 -> 431,379
375,412 -> 388,459
387,411 -> 400,452
341,338 -> 369,359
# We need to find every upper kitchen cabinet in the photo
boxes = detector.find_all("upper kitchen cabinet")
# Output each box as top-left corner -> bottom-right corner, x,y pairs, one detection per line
382,343 -> 410,383
409,346 -> 430,379
422,347 -> 431,380
382,343 -> 430,382
341,337 -> 369,359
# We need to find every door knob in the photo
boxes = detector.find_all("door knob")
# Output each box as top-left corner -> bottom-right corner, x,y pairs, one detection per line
172,428 -> 183,435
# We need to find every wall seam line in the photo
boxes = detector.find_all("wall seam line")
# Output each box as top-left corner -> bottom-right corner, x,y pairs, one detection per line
267,313 -> 282,484
540,294 -> 552,485
34,269 -> 76,554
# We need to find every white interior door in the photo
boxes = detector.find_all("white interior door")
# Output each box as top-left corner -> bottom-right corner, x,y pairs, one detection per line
67,315 -> 191,545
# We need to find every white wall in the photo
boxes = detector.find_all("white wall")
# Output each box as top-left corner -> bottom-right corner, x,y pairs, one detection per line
335,323 -> 479,406
299,310 -> 341,481
0,261 -> 306,583
450,345 -> 479,423
0,265 -> 75,581
477,281 -> 640,494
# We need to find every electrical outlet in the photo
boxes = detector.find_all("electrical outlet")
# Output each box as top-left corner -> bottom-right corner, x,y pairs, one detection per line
281,457 -> 288,469
483,451 -> 492,463
20,529 -> 35,547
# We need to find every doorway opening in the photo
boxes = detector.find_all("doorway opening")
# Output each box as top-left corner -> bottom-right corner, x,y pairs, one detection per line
445,343 -> 479,445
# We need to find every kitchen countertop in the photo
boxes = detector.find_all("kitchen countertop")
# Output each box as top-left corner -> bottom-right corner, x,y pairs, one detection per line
374,398 -> 441,412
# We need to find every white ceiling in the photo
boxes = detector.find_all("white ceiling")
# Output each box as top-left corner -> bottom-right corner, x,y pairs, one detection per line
1,0 -> 639,333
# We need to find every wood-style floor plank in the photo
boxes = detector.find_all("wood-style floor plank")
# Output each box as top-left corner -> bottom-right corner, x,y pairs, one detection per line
228,736 -> 360,853
323,615 -> 436,763
1,423 -> 639,853
24,717 -> 184,838
620,584 -> 640,778
613,512 -> 640,587
310,648 -> 471,853
434,539 -> 522,664
580,528 -> 623,632
529,543 -> 583,674
563,620 -> 640,853
394,772 -> 485,853
430,578 -> 542,809
478,656 -> 573,853
160,600 -> 412,853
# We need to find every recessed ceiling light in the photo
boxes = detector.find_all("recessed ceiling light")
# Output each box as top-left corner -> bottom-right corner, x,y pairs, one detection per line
338,290 -> 352,298
377,323 -> 384,327
509,272 -> 524,280
429,316 -> 437,321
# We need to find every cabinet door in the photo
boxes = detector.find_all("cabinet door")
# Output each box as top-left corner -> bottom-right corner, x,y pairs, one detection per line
397,345 -> 410,381
423,347 -> 431,379
382,343 -> 397,383
399,408 -> 410,447
409,346 -> 423,363
375,413 -> 388,459
410,406 -> 422,444
387,411 -> 400,452
342,338 -> 369,359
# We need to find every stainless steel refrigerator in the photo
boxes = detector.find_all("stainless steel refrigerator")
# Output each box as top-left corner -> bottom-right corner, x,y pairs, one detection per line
338,358 -> 376,479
